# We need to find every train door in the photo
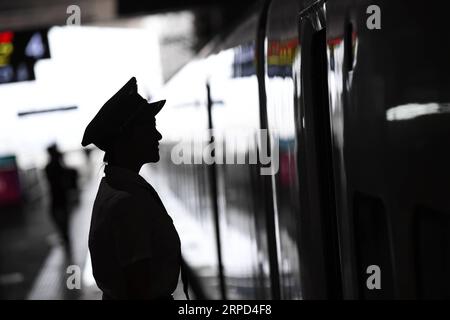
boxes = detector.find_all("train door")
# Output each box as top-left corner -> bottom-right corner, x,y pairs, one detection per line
264,0 -> 342,299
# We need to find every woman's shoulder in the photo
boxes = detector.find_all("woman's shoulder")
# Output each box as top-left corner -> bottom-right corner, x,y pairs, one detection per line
96,179 -> 133,205
97,179 -> 167,222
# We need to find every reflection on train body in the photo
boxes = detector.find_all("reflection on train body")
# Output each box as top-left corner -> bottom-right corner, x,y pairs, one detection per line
265,0 -> 303,299
154,0 -> 450,300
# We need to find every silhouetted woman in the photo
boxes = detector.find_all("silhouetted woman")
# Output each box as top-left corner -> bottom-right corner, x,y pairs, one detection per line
81,77 -> 188,300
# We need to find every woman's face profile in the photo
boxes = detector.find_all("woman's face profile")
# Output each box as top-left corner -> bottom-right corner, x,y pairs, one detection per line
130,117 -> 162,163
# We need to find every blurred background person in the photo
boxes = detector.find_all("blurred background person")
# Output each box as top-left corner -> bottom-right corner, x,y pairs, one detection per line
44,143 -> 72,252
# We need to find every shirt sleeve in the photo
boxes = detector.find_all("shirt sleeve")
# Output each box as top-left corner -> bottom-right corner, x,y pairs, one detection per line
110,195 -> 154,268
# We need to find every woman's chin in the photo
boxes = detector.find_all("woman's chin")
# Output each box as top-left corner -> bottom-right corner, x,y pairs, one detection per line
147,154 -> 160,163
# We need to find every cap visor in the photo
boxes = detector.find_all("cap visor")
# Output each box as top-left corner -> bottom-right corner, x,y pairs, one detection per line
152,99 -> 166,115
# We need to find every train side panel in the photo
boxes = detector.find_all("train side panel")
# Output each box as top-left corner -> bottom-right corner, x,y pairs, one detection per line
326,0 -> 450,299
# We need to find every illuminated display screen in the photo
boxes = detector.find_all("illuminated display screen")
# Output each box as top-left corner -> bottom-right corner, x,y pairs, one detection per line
0,29 -> 51,84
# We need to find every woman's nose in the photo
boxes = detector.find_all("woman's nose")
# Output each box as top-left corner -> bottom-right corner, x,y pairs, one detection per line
156,130 -> 162,141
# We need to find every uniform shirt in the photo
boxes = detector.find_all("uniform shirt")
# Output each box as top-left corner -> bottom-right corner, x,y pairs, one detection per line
88,165 -> 181,299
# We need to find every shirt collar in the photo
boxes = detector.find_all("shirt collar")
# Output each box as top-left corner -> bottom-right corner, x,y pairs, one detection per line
104,165 -> 152,192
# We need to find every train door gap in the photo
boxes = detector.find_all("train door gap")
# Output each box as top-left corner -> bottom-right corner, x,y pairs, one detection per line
299,0 -> 343,298
311,26 -> 343,300
344,22 -> 354,71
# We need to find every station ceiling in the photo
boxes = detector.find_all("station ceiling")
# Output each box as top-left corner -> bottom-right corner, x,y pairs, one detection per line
0,0 -> 257,31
